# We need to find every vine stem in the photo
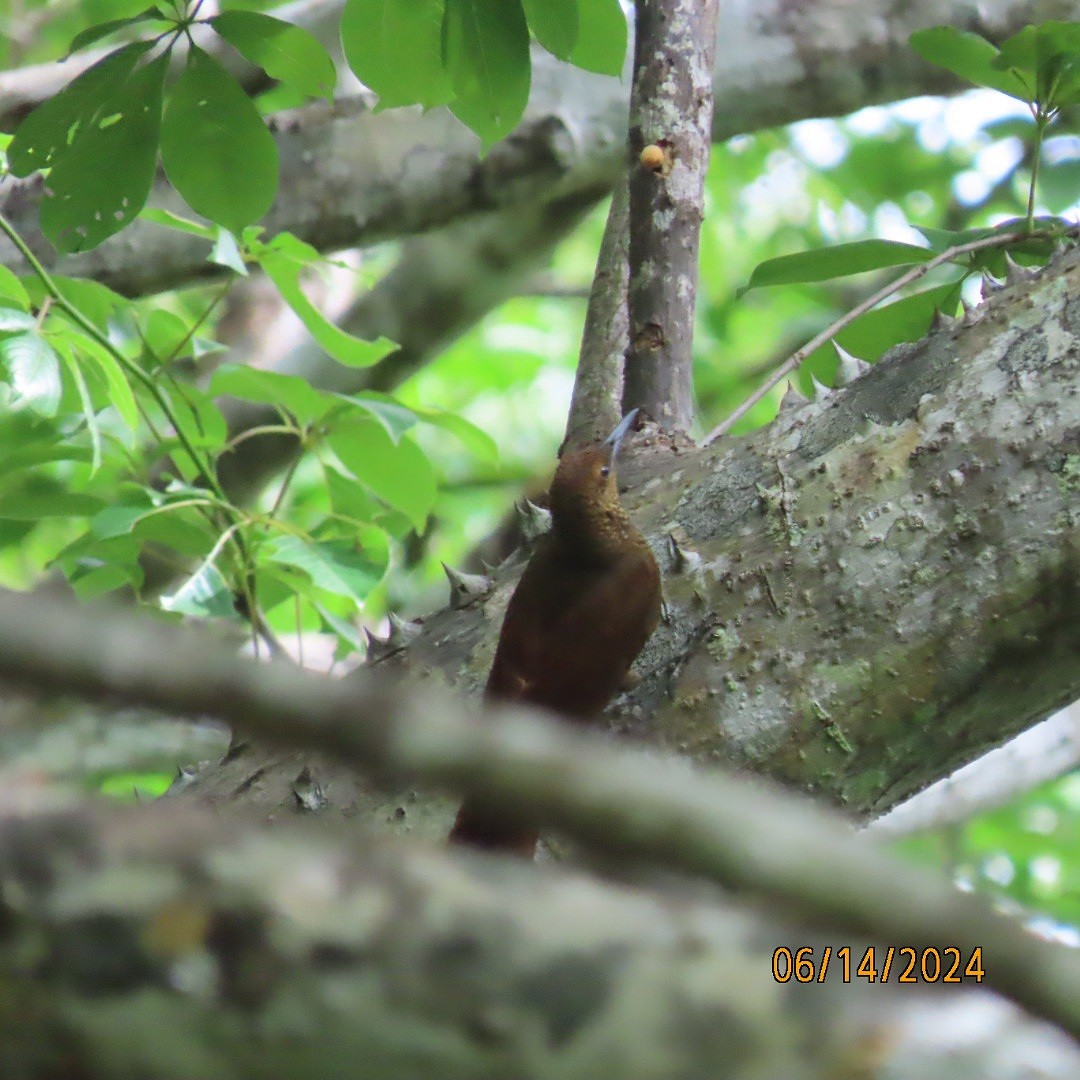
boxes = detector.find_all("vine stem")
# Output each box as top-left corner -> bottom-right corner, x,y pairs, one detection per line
702,229 -> 1063,444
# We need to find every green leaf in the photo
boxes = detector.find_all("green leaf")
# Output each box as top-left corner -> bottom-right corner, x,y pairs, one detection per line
410,405 -> 498,461
1,332 -> 62,416
8,40 -> 154,176
70,560 -> 143,600
329,392 -> 418,442
211,228 -> 247,275
258,240 -> 397,367
54,337 -> 103,472
40,51 -> 167,253
91,494 -> 156,538
161,47 -> 279,234
63,7 -> 169,59
261,533 -> 387,604
161,560 -> 235,618
914,225 -> 998,253
23,276 -> 126,332
324,464 -> 380,523
313,599 -> 367,655
69,331 -> 140,431
993,25 -> 1039,81
340,0 -> 454,110
0,309 -> 36,332
739,240 -> 933,294
0,492 -> 105,519
523,0 -> 577,61
140,207 -> 218,240
161,384 -> 228,451
132,509 -> 215,559
141,309 -> 195,363
444,0 -> 531,147
210,11 -> 336,101
328,420 -> 436,531
570,0 -> 626,76
0,267 -> 29,310
909,27 -> 1031,101
209,363 -> 332,423
803,282 -> 963,382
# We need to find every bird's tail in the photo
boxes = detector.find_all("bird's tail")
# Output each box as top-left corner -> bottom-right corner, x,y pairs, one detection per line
448,799 -> 539,858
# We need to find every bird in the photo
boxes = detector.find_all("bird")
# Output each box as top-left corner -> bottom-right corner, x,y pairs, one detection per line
448,410 -> 662,857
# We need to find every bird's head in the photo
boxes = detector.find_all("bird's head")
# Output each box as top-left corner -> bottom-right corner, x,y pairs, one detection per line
549,411 -> 639,549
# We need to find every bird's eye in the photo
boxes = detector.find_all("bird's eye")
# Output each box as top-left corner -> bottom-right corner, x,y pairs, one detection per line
600,465 -> 611,478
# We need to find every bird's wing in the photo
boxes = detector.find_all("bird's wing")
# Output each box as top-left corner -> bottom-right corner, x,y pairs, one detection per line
485,544 -> 660,718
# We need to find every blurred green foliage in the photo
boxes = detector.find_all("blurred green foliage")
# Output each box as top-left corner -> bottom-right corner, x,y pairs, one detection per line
893,769 -> 1080,939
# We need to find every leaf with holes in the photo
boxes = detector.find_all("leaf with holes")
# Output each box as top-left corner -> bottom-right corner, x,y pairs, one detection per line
8,40 -> 154,176
39,51 -> 168,253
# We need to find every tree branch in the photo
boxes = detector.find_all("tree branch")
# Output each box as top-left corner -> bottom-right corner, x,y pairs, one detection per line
0,583 -> 1079,1038
564,178 -> 629,449
0,0 -> 1046,298
4,794 -> 1078,1078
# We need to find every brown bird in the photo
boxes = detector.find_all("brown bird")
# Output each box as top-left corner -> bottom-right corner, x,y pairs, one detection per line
449,410 -> 662,857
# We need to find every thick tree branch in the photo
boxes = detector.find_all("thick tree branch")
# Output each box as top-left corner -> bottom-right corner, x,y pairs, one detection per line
872,703 -> 1080,836
1,587 -> 1080,1040
0,0 -> 1046,297
4,796 -> 1078,1078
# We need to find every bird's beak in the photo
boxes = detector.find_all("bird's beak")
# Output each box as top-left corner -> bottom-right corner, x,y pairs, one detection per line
602,408 -> 640,464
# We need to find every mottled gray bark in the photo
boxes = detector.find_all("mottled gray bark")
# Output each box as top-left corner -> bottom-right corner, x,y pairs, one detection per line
624,0 -> 718,432
173,244 -> 1080,839
4,798 -> 1078,1080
